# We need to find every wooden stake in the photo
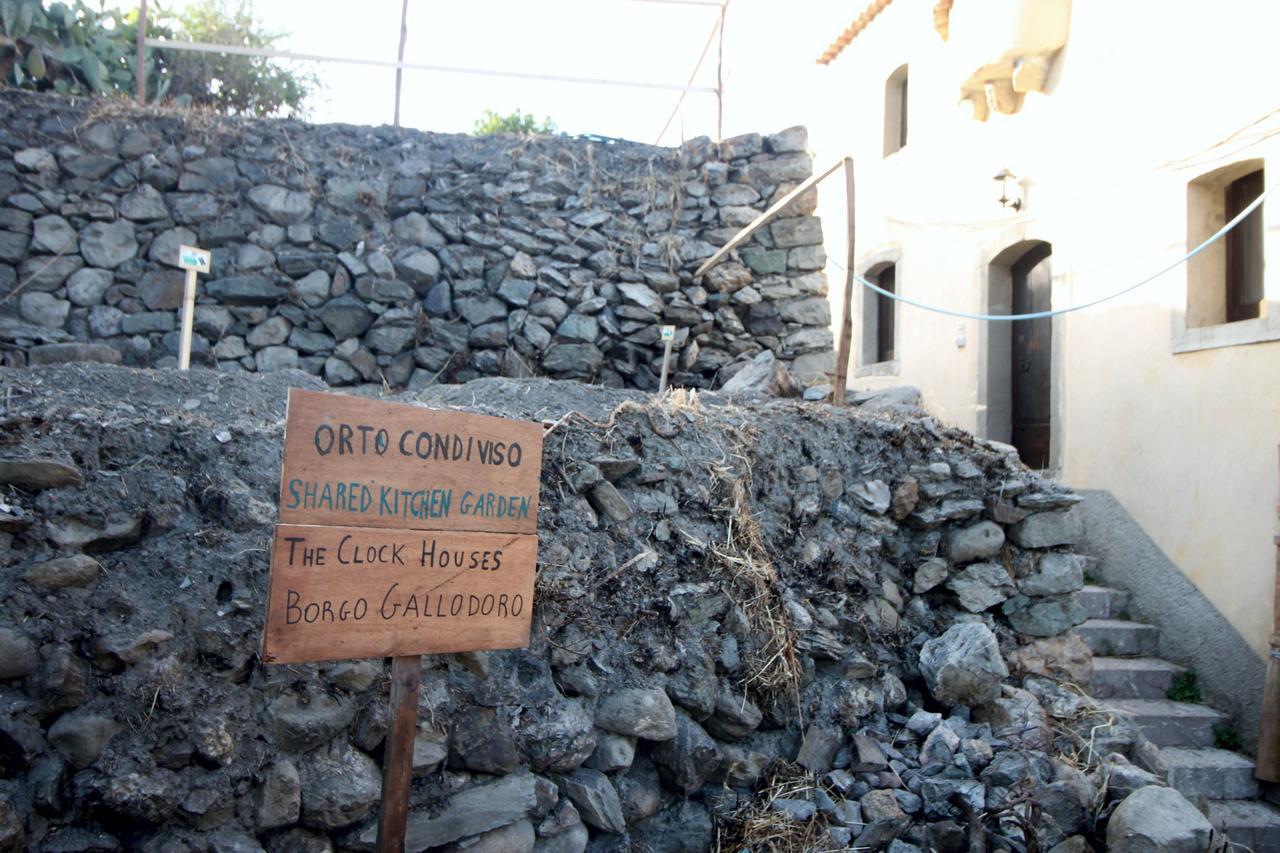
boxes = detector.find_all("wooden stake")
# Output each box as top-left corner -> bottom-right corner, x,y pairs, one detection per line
135,0 -> 148,106
831,157 -> 856,405
376,655 -> 421,852
393,0 -> 409,127
178,268 -> 197,370
715,1 -> 726,141
1256,445 -> 1280,782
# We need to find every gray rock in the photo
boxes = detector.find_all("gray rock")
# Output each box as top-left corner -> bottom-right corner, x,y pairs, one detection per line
771,217 -> 823,248
771,798 -> 817,821
0,458 -> 83,491
79,220 -> 138,268
18,254 -> 83,291
14,147 -> 56,171
87,305 -> 125,337
777,296 -> 831,325
248,185 -> 314,224
137,269 -> 186,310
556,768 -> 625,834
256,345 -> 299,372
946,521 -> 1006,562
631,801 -> 714,853
23,553 -> 101,588
1020,553 -> 1087,596
1010,511 -> 1083,548
795,724 -> 842,774
766,126 -> 808,153
512,698 -> 597,774
424,280 -> 452,316
247,316 -> 292,348
19,292 -> 70,328
1002,595 -> 1088,637
395,249 -> 442,286
31,215 -> 77,254
595,688 -> 676,740
298,741 -> 380,829
148,226 -> 198,267
119,184 -> 169,220
358,770 -> 555,851
457,297 -> 509,326
585,733 -> 635,773
651,713 -> 720,794
26,343 -> 121,365
319,296 -> 375,338
913,557 -> 949,593
719,350 -> 799,397
1106,785 -> 1212,852
1100,753 -> 1161,803
450,707 -> 520,775
497,278 -> 537,307
263,693 -> 354,751
946,562 -> 1015,612
849,480 -> 892,514
702,687 -> 763,741
446,819 -> 536,853
295,270 -> 331,308
0,628 -> 38,679
47,711 -> 123,768
919,622 -> 1009,706
256,759 -> 301,830
556,313 -> 598,344
586,481 -> 631,522
393,212 -> 445,247
664,650 -> 717,719
120,311 -> 175,334
206,276 -> 288,305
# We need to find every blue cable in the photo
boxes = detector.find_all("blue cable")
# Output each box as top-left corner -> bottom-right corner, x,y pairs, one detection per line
830,179 -> 1277,322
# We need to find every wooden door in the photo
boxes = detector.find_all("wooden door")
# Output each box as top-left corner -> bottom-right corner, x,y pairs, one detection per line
1011,244 -> 1052,469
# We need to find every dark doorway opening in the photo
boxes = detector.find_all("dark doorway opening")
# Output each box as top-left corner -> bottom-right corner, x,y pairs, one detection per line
1010,243 -> 1053,469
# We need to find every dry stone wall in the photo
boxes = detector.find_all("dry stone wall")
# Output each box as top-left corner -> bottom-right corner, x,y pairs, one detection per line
0,364 -> 1164,852
0,91 -> 834,390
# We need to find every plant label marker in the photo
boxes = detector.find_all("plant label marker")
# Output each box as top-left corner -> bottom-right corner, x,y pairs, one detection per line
658,325 -> 676,394
262,389 -> 545,852
176,244 -> 211,370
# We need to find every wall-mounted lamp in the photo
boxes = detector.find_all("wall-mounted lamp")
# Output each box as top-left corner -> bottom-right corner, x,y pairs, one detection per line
993,169 -> 1023,211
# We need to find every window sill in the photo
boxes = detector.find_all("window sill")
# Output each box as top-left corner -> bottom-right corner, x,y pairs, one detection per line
1171,311 -> 1280,354
854,359 -> 900,378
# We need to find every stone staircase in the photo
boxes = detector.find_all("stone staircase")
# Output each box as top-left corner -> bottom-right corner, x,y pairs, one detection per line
1075,583 -> 1280,851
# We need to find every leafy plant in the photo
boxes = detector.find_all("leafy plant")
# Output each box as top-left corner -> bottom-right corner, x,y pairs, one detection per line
161,0 -> 313,117
0,0 -> 312,115
473,108 -> 557,136
1213,722 -> 1243,752
1167,670 -> 1202,704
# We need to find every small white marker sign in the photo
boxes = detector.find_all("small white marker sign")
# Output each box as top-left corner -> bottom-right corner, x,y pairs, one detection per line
177,244 -> 212,273
660,325 -> 675,341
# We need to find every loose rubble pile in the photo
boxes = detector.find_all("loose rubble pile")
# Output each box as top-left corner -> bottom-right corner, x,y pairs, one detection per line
0,364 -> 1212,852
0,91 -> 835,390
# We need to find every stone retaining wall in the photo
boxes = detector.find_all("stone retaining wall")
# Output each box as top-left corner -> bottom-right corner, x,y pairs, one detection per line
0,91 -> 834,389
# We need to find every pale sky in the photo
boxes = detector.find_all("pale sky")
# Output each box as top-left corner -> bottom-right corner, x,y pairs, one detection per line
136,0 -> 759,143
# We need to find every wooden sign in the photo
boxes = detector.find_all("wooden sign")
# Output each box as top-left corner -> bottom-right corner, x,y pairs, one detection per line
262,525 -> 537,664
278,389 -> 542,535
263,389 -> 544,663
177,244 -> 212,272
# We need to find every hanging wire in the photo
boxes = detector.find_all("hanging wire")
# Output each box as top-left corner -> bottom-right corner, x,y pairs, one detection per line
831,178 -> 1277,322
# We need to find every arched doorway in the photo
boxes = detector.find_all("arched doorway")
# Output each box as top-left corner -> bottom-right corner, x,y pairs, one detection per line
983,240 -> 1054,469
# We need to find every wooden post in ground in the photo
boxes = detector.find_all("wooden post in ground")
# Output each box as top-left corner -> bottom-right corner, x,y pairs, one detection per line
658,325 -> 675,394
393,0 -> 409,127
376,655 -> 422,851
175,244 -> 210,371
831,157 -> 856,406
1256,445 -> 1280,782
135,0 -> 148,106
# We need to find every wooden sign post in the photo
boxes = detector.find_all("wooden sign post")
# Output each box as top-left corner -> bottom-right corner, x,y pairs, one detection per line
262,389 -> 544,851
176,244 -> 211,370
657,324 -> 676,394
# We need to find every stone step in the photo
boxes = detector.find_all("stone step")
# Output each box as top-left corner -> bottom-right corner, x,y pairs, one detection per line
1076,584 -> 1130,620
1090,656 -> 1185,699
1205,799 -> 1280,852
1162,747 -> 1259,799
1102,698 -> 1229,747
1075,619 -> 1160,657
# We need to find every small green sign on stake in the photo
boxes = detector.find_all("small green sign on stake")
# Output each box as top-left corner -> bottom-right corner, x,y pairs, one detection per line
658,325 -> 676,394
176,244 -> 212,369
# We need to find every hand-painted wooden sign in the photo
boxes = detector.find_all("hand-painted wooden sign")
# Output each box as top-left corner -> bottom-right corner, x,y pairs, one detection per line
277,389 -> 542,535
263,389 -> 544,664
